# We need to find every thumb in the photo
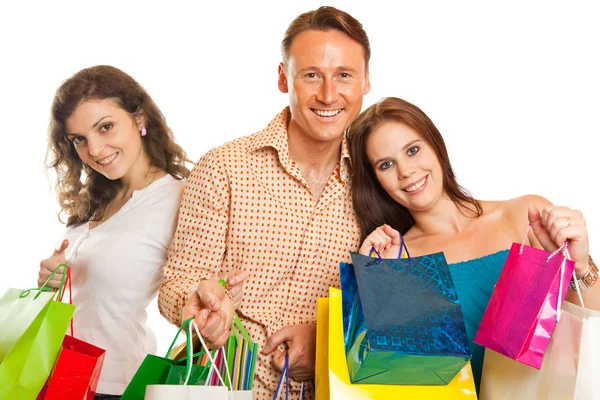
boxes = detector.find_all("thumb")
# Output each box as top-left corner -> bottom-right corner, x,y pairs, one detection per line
382,224 -> 402,246
262,327 -> 290,355
270,348 -> 286,372
528,204 -> 554,249
54,239 -> 69,255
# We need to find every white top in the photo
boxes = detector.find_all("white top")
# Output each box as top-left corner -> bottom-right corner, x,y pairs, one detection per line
63,174 -> 184,395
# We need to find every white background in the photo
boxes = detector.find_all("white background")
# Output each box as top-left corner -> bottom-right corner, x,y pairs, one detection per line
1,1 -> 598,355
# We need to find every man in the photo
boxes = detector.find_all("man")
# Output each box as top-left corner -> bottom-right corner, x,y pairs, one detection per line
159,6 -> 371,399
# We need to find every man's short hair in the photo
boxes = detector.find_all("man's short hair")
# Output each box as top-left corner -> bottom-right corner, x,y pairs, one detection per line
281,6 -> 371,69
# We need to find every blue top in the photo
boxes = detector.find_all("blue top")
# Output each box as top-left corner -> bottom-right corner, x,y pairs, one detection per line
448,249 -> 508,394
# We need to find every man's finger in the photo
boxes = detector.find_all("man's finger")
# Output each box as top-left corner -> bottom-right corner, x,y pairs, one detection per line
271,348 -> 286,372
261,327 -> 291,354
227,270 -> 249,287
198,281 -> 221,311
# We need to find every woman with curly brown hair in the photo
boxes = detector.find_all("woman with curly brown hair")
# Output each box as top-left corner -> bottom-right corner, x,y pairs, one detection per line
38,65 -> 190,398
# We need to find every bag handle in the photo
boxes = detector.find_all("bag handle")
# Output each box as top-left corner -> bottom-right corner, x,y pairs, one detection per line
218,278 -> 253,343
163,318 -> 195,384
565,249 -> 585,308
272,354 -> 289,400
191,320 -> 233,391
519,225 -> 578,321
57,266 -> 74,336
20,264 -> 69,300
370,233 -> 412,264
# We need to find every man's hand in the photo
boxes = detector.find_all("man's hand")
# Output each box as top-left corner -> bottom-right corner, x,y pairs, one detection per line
261,323 -> 316,382
182,278 -> 235,349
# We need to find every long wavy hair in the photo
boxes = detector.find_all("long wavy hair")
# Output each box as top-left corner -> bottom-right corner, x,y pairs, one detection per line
347,97 -> 482,241
47,65 -> 190,227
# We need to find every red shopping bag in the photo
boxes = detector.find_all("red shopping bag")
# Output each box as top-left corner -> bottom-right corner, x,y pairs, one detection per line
37,267 -> 106,399
38,335 -> 106,399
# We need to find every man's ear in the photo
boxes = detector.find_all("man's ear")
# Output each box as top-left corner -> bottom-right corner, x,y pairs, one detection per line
278,63 -> 289,94
363,69 -> 371,95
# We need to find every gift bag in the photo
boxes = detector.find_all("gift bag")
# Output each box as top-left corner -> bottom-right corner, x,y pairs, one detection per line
315,298 -> 330,400
0,265 -> 75,400
343,245 -> 471,385
39,335 -> 106,399
474,228 -> 575,369
38,267 -> 106,400
144,319 -> 253,400
480,284 -> 600,400
121,319 -> 212,400
320,287 -> 477,399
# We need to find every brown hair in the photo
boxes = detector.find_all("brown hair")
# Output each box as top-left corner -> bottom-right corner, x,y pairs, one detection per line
281,6 -> 370,69
46,65 -> 190,227
347,97 -> 482,241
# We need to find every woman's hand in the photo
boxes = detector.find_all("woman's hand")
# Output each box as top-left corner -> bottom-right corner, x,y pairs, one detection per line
38,239 -> 69,288
528,204 -> 590,276
358,224 -> 404,258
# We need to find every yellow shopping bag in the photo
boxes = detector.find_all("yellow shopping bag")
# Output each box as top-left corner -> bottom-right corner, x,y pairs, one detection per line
317,287 -> 477,399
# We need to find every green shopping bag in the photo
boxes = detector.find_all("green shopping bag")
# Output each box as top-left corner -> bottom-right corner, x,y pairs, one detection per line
121,318 -> 211,400
0,265 -> 75,400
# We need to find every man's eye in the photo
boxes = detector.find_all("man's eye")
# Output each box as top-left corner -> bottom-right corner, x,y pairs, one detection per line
340,72 -> 351,78
408,146 -> 420,156
305,73 -> 317,79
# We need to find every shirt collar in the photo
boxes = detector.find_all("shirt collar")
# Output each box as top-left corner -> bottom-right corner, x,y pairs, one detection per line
248,106 -> 352,182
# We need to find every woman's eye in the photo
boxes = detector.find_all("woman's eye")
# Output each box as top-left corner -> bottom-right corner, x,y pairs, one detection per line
380,160 -> 393,170
407,146 -> 420,156
100,123 -> 113,132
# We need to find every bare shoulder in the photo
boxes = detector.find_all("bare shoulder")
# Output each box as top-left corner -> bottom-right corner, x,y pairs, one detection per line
503,194 -> 553,227
506,194 -> 552,215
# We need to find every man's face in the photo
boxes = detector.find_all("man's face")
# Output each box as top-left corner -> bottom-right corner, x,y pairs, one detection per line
279,29 -> 370,145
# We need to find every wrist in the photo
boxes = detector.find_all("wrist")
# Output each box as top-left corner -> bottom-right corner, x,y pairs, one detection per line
570,255 -> 599,291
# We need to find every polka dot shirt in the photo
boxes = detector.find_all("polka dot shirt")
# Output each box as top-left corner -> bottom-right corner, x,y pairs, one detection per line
159,107 -> 360,399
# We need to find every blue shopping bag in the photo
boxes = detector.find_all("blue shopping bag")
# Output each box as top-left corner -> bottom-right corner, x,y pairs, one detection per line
340,242 -> 471,385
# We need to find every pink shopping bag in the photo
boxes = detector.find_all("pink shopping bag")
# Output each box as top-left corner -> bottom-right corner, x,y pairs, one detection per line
474,227 -> 575,369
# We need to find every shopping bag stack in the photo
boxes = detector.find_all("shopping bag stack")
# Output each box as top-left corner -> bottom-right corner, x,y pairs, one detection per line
122,313 -> 256,399
0,265 -> 75,399
35,266 -> 106,400
477,231 -> 599,400
474,229 -> 575,368
315,239 -> 477,398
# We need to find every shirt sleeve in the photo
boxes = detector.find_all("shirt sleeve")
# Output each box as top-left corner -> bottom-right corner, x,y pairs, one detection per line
158,149 -> 230,326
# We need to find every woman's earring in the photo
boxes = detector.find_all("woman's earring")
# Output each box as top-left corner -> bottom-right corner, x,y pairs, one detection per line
141,127 -> 147,137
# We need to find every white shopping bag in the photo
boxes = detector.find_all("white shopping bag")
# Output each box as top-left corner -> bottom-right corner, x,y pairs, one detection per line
480,275 -> 600,400
145,385 -> 228,399
145,385 -> 253,399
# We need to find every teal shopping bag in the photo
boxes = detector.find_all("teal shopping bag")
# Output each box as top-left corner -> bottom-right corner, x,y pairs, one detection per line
0,266 -> 75,400
340,244 -> 471,385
